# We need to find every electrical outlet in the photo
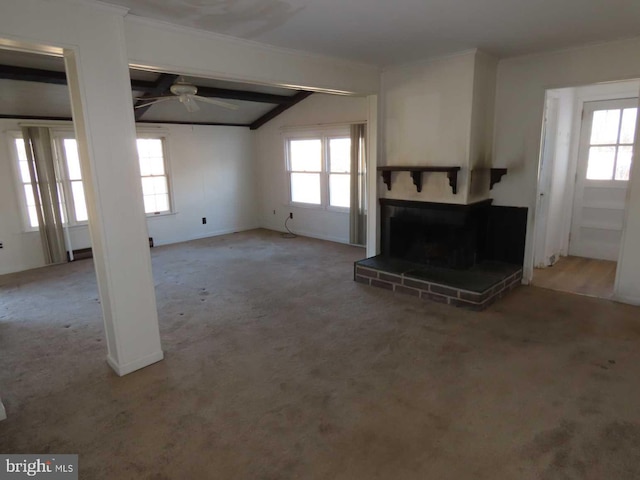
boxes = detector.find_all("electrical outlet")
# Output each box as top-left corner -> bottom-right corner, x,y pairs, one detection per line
0,242 -> 3,249
202,217 -> 207,225
289,212 -> 293,219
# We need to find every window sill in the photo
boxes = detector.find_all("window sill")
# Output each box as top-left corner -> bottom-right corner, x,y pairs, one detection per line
326,206 -> 349,214
288,202 -> 323,210
146,211 -> 177,219
287,203 -> 350,214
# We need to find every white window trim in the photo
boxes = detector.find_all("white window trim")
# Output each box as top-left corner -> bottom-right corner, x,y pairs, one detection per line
50,130 -> 89,227
7,131 -> 38,232
136,132 -> 175,217
284,126 -> 351,213
9,128 -> 176,230
10,127 -> 89,229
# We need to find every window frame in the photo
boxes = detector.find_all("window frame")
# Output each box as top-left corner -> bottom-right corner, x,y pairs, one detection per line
51,129 -> 89,227
9,128 -> 176,232
7,131 -> 39,232
284,126 -> 351,212
11,128 -> 89,230
135,132 -> 174,217
583,102 -> 637,185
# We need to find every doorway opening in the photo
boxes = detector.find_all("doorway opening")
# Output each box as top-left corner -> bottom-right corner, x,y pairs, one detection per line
532,79 -> 639,299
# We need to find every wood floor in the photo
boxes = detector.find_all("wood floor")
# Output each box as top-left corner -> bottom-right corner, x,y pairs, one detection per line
533,255 -> 617,299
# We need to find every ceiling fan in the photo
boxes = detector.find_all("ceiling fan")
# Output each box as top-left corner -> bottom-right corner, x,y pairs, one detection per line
134,78 -> 239,113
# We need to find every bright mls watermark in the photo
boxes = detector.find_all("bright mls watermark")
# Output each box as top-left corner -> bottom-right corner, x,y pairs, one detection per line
0,455 -> 77,479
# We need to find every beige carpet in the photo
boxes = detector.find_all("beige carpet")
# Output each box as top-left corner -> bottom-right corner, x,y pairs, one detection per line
2,229 -> 640,479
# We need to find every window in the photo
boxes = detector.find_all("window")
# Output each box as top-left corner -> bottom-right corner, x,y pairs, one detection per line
289,139 -> 322,204
14,137 -> 39,228
55,137 -> 88,224
12,134 -> 85,229
328,138 -> 350,208
286,130 -> 351,209
586,107 -> 637,181
11,131 -> 172,230
137,137 -> 171,215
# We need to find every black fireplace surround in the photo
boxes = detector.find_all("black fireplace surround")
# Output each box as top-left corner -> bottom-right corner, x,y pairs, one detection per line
385,199 -> 489,269
380,198 -> 526,268
354,198 -> 528,309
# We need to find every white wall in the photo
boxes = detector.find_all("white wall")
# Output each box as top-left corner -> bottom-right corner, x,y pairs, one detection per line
0,120 -> 256,274
143,124 -> 257,246
124,16 -> 380,96
492,36 -> 640,299
255,93 -> 368,244
381,50 -> 493,204
617,103 -> 640,304
468,51 -> 498,203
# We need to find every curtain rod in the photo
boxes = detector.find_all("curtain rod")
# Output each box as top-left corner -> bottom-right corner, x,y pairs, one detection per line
18,121 -> 167,132
279,120 -> 367,132
18,120 -> 74,128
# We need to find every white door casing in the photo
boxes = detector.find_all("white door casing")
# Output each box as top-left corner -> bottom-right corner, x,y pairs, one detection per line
569,98 -> 638,261
534,95 -> 559,267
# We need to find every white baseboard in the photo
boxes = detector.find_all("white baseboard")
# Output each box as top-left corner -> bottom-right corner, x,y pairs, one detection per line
277,228 -> 350,245
106,350 -> 164,376
612,294 -> 640,306
261,221 -> 351,245
152,224 -> 261,247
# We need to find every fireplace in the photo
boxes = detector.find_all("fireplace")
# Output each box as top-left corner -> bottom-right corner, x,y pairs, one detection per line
384,199 -> 490,269
355,198 -> 527,310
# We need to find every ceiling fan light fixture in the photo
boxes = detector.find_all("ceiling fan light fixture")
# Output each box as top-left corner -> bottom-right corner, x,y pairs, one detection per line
170,83 -> 198,96
135,78 -> 238,112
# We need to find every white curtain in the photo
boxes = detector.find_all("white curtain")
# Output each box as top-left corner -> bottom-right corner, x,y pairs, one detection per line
349,124 -> 367,246
22,127 -> 67,265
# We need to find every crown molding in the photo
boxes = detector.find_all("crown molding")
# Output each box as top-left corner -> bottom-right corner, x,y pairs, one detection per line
61,0 -> 130,16
382,48 -> 478,74
499,34 -> 640,65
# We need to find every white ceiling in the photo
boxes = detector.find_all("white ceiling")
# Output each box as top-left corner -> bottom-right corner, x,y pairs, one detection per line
104,0 -> 640,66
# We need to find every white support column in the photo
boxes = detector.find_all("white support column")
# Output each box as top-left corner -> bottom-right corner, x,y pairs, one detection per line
614,88 -> 640,305
0,1 -> 163,376
63,18 -> 163,375
366,94 -> 379,258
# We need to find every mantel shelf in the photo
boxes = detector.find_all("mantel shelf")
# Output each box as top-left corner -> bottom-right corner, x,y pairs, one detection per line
377,166 -> 461,194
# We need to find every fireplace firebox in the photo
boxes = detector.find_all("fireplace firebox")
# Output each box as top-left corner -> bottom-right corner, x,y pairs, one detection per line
384,199 -> 490,269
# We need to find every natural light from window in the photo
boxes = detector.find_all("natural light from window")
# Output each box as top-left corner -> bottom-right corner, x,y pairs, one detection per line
586,107 -> 637,181
289,139 -> 322,205
287,135 -> 351,209
14,138 -> 39,228
329,138 -> 350,208
63,139 -> 88,222
137,138 -> 170,214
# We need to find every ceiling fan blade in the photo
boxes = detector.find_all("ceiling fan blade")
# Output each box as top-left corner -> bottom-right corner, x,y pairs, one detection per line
193,95 -> 239,110
134,97 -> 175,109
180,94 -> 200,113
